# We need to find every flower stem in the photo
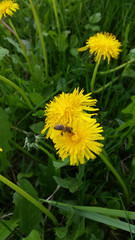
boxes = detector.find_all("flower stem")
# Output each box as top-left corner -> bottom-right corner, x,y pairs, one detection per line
8,19 -> 32,75
100,150 -> 129,204
10,140 -> 40,163
29,0 -> 48,79
51,0 -> 61,34
99,59 -> 135,75
0,75 -> 33,109
0,19 -> 16,36
0,174 -> 58,225
93,76 -> 119,93
91,60 -> 100,92
37,144 -> 56,162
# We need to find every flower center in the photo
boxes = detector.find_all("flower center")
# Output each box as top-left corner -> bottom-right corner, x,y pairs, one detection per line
71,133 -> 81,143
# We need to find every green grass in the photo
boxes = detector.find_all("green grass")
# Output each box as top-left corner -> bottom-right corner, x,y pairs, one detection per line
0,0 -> 135,239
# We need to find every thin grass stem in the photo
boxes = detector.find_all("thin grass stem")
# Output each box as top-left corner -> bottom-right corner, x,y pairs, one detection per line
90,60 -> 100,92
99,59 -> 135,75
37,144 -> 56,162
0,19 -> 16,36
93,76 -> 119,93
10,140 -> 40,163
29,0 -> 48,78
8,19 -> 32,75
100,150 -> 129,204
0,75 -> 33,109
51,0 -> 61,34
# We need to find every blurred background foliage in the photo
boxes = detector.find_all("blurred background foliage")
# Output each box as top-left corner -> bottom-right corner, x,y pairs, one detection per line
0,0 -> 135,239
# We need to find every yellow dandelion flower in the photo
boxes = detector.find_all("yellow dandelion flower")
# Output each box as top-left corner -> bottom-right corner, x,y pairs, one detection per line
41,88 -> 98,139
52,118 -> 104,166
0,148 -> 3,152
42,88 -> 104,165
0,0 -> 19,19
78,32 -> 121,64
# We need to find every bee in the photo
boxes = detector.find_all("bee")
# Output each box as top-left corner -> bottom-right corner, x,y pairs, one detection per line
54,124 -> 73,135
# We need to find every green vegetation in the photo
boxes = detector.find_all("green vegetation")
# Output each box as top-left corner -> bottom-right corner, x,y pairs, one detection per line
0,0 -> 135,239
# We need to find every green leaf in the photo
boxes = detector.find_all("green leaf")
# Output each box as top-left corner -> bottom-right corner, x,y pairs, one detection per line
116,96 -> 135,136
122,66 -> 135,78
90,234 -> 98,240
53,31 -> 70,52
5,94 -> 27,108
129,48 -> 135,60
126,132 -> 133,150
55,227 -> 67,239
37,163 -> 57,197
0,218 -> 18,240
84,23 -> 91,30
70,48 -> 79,57
30,65 -> 44,84
55,211 -> 85,239
29,121 -> 45,134
22,229 -> 41,240
53,157 -> 70,169
84,24 -> 100,32
4,37 -> 24,55
106,199 -> 121,210
46,200 -> 135,220
45,200 -> 135,234
56,77 -> 67,91
54,166 -> 84,193
0,108 -> 13,173
90,25 -> 100,32
117,119 -> 133,129
32,110 -> 44,119
13,179 -> 43,235
17,172 -> 33,182
89,12 -> 101,23
122,95 -> 135,117
70,35 -> 79,47
131,157 -> 135,180
29,92 -> 44,106
74,209 -> 135,234
53,176 -> 82,193
11,54 -> 24,67
0,47 -> 9,60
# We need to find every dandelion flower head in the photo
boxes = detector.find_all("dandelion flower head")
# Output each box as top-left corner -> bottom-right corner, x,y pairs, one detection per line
41,88 -> 98,139
78,32 -> 121,64
0,148 -> 3,152
0,0 -> 19,19
53,118 -> 104,166
42,88 -> 104,166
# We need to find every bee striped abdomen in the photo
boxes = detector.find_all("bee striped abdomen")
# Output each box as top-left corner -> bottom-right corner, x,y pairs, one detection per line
54,124 -> 73,135
54,124 -> 65,130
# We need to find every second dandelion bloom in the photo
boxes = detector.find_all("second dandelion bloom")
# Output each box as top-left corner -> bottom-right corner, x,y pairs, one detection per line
78,32 -> 121,64
42,88 -> 104,166
0,0 -> 19,19
53,118 -> 104,166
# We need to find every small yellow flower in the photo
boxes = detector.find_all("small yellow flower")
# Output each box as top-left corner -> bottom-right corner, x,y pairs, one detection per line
78,32 -> 121,64
53,118 -> 104,166
0,148 -> 3,152
42,88 -> 104,165
0,0 -> 19,19
41,88 -> 98,139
